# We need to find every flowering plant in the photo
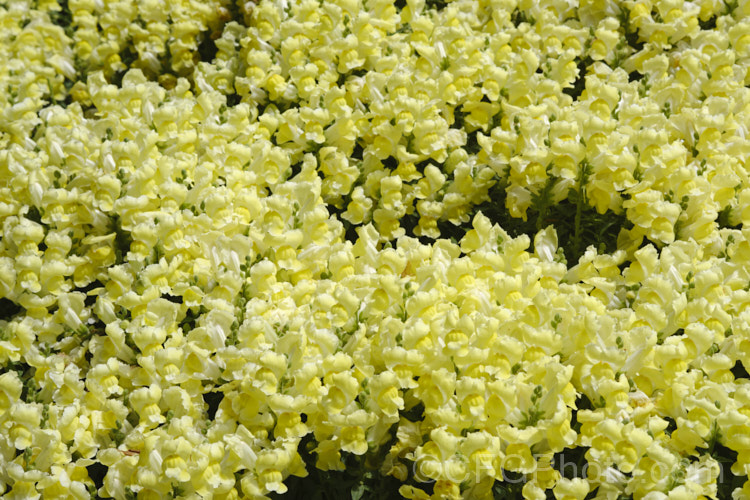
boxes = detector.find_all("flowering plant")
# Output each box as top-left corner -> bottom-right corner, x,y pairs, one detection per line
2,0 -> 750,499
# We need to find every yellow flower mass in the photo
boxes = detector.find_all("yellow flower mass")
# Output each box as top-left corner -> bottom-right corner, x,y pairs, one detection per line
1,0 -> 750,498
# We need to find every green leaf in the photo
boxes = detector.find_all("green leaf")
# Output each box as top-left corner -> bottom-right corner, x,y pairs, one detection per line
351,482 -> 369,500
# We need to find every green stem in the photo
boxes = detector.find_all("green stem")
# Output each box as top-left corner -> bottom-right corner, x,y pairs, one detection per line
708,420 -> 719,456
573,198 -> 583,260
535,175 -> 556,231
573,161 -> 589,260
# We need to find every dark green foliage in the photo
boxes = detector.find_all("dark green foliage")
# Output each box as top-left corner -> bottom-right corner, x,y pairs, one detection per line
109,215 -> 133,265
179,305 -> 208,334
699,16 -> 717,30
326,203 -> 360,244
79,280 -> 104,307
161,294 -> 183,304
467,172 -> 629,264
25,206 -> 45,225
532,172 -> 558,232
48,0 -> 74,38
695,439 -> 745,500
563,57 -> 592,101
0,298 -> 23,321
510,8 -> 535,27
573,160 -> 593,257
337,68 -> 368,88
86,462 -> 108,493
1,362 -> 41,403
492,476 -> 526,499
203,391 -> 223,420
271,433 -> 405,500
732,360 -> 750,380
111,46 -> 139,87
198,34 -> 219,65
722,0 -> 739,15
718,205 -> 740,230
401,402 -> 425,422
227,92 -> 242,107
424,0 -> 449,11
617,5 -> 644,52
464,130 -> 481,155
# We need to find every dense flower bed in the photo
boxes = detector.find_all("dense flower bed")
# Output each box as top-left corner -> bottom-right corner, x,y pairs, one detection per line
2,0 -> 750,498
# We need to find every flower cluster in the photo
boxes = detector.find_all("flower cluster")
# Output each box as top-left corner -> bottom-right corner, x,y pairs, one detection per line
2,0 -> 750,499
